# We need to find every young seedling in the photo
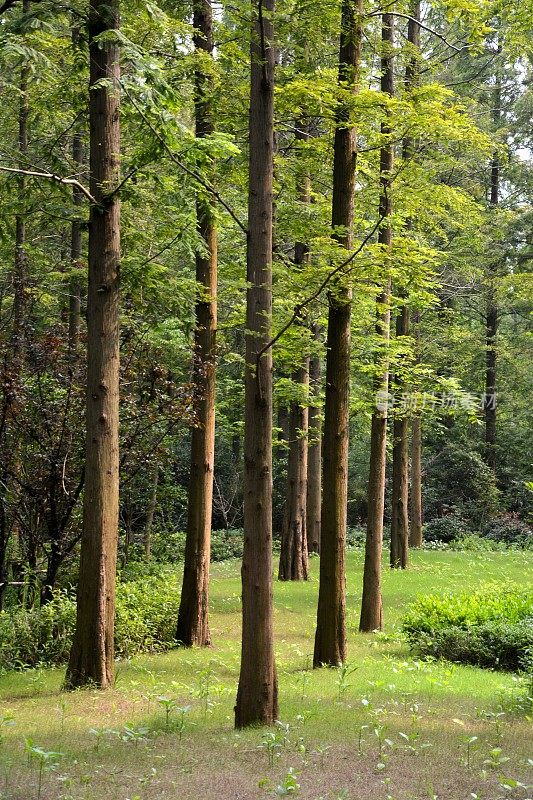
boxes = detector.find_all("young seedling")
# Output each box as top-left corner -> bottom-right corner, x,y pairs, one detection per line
157,695 -> 178,730
120,724 -> 149,747
461,735 -> 478,770
313,743 -> 331,768
0,713 -> 15,745
336,663 -> 358,702
88,727 -> 116,753
357,724 -> 369,756
274,768 -> 300,796
25,740 -> 63,800
175,705 -> 191,742
483,747 -> 510,770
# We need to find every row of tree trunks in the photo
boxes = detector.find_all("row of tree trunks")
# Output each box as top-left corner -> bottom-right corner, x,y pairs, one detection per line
234,0 -> 278,727
359,10 -> 394,633
65,0 -> 121,690
313,0 -> 362,668
176,0 -> 217,649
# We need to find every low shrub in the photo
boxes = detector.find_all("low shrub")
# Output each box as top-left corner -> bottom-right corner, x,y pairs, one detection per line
403,584 -> 533,672
0,567 -> 182,672
347,527 -> 367,548
408,619 -> 533,671
483,514 -> 533,549
423,513 -> 470,543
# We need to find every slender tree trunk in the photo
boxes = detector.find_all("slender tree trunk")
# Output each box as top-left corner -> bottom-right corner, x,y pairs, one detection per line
1,0 -> 31,605
390,4 -> 419,569
314,0 -> 362,668
279,126 -> 310,581
484,64 -> 500,471
143,464 -> 158,559
359,11 -> 394,632
235,0 -> 277,727
390,407 -> 409,567
13,1 -> 29,360
69,130 -> 83,353
410,412 -> 423,546
176,0 -> 217,649
279,364 -> 309,580
485,296 -> 497,470
65,0 -> 121,690
306,324 -> 321,554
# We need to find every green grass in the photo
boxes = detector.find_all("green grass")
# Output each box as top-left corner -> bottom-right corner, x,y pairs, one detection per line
1,549 -> 532,800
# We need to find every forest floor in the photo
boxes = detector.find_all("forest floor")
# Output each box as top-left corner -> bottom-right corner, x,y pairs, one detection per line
1,550 -> 532,800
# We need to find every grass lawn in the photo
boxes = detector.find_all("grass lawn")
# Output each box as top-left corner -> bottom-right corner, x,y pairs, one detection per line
1,549 -> 532,800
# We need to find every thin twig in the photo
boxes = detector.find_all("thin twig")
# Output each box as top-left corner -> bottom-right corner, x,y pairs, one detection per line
366,11 -> 468,53
255,215 -> 385,365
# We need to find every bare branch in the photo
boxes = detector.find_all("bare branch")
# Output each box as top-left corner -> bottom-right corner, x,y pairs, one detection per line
0,165 -> 97,204
366,11 -> 468,53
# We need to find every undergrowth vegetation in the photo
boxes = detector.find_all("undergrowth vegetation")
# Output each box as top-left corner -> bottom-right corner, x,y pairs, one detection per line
0,551 -> 532,800
403,585 -> 533,671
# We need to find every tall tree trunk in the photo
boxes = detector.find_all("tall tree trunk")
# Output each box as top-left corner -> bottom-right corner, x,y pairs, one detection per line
313,0 -> 362,669
143,464 -> 158,559
410,412 -> 423,546
176,0 -> 217,649
234,0 -> 277,727
279,364 -> 309,581
279,125 -> 310,581
484,60 -> 500,472
65,0 -> 121,690
306,324 -> 321,554
0,0 -> 31,608
359,11 -> 394,632
390,3 -> 419,569
13,0 -> 29,362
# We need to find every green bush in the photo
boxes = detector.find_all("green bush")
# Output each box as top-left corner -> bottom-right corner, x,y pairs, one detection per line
423,443 -> 499,528
0,591 -> 74,670
403,584 -> 533,672
409,619 -> 533,671
0,568 -> 182,672
423,513 -> 470,543
483,514 -> 533,549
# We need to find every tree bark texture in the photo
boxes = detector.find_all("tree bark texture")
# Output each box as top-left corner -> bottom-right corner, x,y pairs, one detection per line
176,0 -> 217,649
279,364 -> 309,581
235,0 -> 278,727
360,11 -> 394,632
314,0 -> 362,668
66,0 -> 121,690
409,413 -> 423,546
